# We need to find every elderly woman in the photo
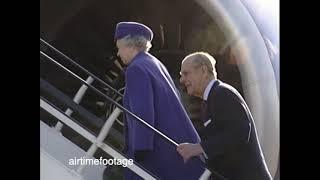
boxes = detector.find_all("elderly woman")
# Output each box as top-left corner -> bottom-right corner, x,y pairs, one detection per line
114,22 -> 205,180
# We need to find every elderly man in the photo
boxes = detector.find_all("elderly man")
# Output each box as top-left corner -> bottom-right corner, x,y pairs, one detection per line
114,22 -> 205,179
177,52 -> 272,180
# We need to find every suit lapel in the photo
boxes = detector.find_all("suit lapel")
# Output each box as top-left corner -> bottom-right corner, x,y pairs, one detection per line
204,80 -> 222,127
207,80 -> 221,103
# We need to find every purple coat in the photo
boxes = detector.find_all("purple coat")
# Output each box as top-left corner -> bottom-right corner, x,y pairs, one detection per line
123,51 -> 205,179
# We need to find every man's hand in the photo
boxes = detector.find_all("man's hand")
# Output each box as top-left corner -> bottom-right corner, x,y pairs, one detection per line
176,143 -> 204,163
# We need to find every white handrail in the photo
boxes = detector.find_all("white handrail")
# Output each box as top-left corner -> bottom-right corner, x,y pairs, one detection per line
76,107 -> 121,173
55,76 -> 94,132
41,98 -> 157,179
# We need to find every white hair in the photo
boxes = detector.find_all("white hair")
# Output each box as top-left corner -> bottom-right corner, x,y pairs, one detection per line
121,35 -> 152,52
182,52 -> 217,78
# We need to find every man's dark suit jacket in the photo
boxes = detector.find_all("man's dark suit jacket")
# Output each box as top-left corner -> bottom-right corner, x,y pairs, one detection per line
200,80 -> 272,180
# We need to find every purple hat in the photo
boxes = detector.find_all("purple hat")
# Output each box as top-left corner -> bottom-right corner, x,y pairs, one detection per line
114,22 -> 153,41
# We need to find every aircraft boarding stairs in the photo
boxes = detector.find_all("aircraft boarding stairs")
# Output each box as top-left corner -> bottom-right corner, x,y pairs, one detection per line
40,38 -> 212,180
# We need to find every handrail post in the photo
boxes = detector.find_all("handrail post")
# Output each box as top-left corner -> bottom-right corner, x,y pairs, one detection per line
76,107 -> 122,174
55,76 -> 94,132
